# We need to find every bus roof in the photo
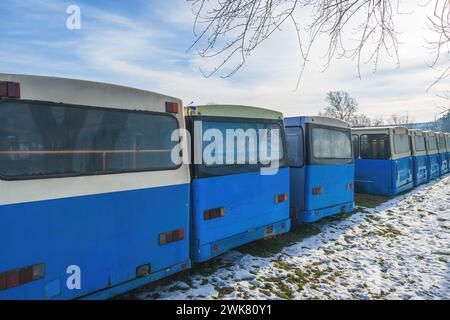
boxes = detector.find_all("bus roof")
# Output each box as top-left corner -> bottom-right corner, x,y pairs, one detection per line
408,129 -> 424,136
0,73 -> 181,113
185,105 -> 283,120
285,116 -> 350,129
423,131 -> 437,136
353,126 -> 408,134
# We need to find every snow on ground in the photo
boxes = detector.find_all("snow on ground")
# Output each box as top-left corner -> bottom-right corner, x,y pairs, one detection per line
134,177 -> 450,300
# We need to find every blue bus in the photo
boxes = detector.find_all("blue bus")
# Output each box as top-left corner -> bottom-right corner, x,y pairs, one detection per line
353,127 -> 414,196
446,133 -> 450,172
185,105 -> 291,263
437,132 -> 449,176
408,130 -> 428,186
285,117 -> 354,223
0,74 -> 191,300
424,131 -> 440,180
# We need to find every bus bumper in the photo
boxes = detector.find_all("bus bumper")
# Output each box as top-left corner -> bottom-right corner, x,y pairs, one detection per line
192,219 -> 291,263
299,202 -> 355,223
81,259 -> 192,300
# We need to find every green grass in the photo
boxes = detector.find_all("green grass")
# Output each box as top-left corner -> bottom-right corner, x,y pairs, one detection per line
237,224 -> 321,258
355,193 -> 390,208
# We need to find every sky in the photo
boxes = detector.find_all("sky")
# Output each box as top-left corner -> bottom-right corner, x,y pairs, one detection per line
0,0 -> 448,123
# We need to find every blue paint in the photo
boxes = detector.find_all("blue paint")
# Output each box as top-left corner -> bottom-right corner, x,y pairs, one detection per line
290,165 -> 355,223
355,157 -> 414,196
412,155 -> 428,186
190,169 -> 291,263
438,152 -> 449,176
0,184 -> 191,300
427,154 -> 440,180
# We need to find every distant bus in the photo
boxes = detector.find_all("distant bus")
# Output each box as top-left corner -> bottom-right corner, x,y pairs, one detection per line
408,130 -> 428,186
185,105 -> 291,262
436,132 -> 449,175
0,74 -> 191,300
424,131 -> 440,180
353,127 -> 414,196
446,133 -> 450,172
285,116 -> 354,223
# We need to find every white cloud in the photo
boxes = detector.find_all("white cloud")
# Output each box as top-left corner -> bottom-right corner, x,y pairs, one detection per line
0,0 -> 447,123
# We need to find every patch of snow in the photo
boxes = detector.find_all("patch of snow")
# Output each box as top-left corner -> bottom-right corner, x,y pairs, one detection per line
134,177 -> 450,300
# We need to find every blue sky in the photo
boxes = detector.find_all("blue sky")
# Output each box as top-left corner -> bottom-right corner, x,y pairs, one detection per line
0,0 -> 447,122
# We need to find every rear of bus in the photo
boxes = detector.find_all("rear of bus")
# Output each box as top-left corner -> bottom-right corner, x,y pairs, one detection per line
408,130 -> 428,186
186,105 -> 290,263
354,127 -> 413,196
446,133 -> 450,172
285,117 -> 354,223
0,75 -> 191,300
425,131 -> 440,180
437,133 -> 449,175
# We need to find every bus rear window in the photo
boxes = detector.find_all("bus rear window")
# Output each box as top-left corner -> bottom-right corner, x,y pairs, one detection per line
414,136 -> 426,152
360,134 -> 390,160
427,136 -> 437,151
311,127 -> 352,160
439,136 -> 446,152
352,134 -> 359,159
393,133 -> 411,154
201,120 -> 284,166
0,101 -> 180,179
286,127 -> 304,167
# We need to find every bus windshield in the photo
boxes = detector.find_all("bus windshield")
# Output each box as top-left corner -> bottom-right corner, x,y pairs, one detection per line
311,127 -> 352,161
0,100 -> 180,179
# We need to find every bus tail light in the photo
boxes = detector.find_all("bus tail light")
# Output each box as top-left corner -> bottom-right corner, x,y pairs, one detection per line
347,183 -> 354,190
275,194 -> 288,204
159,228 -> 185,245
204,207 -> 226,220
312,187 -> 324,195
166,102 -> 179,114
0,263 -> 45,291
0,81 -> 21,99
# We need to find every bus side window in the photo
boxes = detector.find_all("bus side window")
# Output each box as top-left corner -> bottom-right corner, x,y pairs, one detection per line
360,134 -> 390,160
286,128 -> 304,167
352,134 -> 359,159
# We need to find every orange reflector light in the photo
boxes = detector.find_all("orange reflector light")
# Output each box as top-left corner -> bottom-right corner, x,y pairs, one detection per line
0,263 -> 44,291
159,228 -> 185,246
166,102 -> 179,114
213,245 -> 219,252
204,207 -> 226,220
0,81 -> 21,99
275,194 -> 288,204
312,187 -> 324,195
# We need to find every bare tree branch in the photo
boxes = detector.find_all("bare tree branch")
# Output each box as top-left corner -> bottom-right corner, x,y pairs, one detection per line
187,0 -> 449,89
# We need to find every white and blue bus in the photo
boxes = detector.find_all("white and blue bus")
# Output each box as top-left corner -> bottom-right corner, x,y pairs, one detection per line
436,132 -> 449,176
285,116 -> 354,223
424,131 -> 440,180
408,130 -> 428,186
0,74 -> 191,300
353,127 -> 414,196
185,105 -> 291,262
446,133 -> 450,172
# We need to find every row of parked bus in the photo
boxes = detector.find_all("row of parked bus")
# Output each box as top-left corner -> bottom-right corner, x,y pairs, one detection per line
353,127 -> 449,196
0,74 -> 448,300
